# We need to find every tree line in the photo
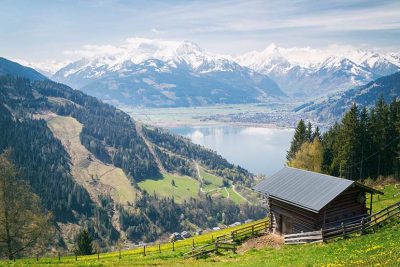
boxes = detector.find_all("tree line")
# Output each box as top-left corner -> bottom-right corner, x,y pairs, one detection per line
287,96 -> 400,181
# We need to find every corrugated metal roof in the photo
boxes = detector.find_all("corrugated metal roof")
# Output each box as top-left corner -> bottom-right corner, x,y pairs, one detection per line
253,167 -> 357,213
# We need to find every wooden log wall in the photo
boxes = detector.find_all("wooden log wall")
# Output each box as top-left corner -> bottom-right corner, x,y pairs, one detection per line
269,186 -> 369,234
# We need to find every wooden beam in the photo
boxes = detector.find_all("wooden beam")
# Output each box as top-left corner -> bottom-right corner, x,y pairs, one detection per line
369,193 -> 373,216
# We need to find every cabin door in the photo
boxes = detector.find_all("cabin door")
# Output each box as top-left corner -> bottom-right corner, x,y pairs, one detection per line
282,215 -> 293,234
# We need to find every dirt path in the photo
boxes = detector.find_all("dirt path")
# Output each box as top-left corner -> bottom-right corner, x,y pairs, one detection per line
232,184 -> 250,203
224,187 -> 230,198
135,122 -> 166,173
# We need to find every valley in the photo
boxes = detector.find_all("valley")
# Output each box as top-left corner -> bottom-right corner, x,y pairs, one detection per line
1,1 -> 400,265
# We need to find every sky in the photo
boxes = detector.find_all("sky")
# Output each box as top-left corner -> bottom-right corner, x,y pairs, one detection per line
1,0 -> 400,62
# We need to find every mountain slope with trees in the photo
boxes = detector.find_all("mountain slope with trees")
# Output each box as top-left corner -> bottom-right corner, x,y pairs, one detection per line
297,71 -> 400,123
0,58 -> 264,255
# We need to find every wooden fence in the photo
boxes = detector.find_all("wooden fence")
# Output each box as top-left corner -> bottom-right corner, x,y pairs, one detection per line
184,219 -> 269,258
284,200 -> 400,244
284,230 -> 323,245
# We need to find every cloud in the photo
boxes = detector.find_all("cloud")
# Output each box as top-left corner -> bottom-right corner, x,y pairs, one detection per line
63,44 -> 125,58
151,28 -> 166,35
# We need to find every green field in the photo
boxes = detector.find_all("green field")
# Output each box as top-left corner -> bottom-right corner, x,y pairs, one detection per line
225,187 -> 246,205
200,169 -> 223,191
6,184 -> 400,266
138,173 -> 200,202
199,167 -> 246,205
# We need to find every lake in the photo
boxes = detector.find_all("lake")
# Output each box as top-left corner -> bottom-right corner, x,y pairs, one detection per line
169,125 -> 294,176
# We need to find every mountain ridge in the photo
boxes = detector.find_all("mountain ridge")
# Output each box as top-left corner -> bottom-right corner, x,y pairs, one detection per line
296,71 -> 400,123
51,39 -> 285,107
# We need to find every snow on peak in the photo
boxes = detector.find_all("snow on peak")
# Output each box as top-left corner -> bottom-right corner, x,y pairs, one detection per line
55,38 -> 237,76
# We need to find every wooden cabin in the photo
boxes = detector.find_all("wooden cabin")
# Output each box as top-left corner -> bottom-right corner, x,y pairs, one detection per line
254,167 -> 383,235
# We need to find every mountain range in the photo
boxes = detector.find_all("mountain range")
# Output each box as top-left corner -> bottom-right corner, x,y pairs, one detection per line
236,44 -> 400,98
50,39 -> 285,107
20,39 -> 400,107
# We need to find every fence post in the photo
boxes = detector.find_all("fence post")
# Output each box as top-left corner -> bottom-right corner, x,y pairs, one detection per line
361,218 -> 365,235
143,245 -> 146,256
192,239 -> 194,248
119,249 -> 121,260
158,243 -> 161,253
36,254 -> 39,261
172,241 -> 175,252
231,231 -> 234,241
97,250 -> 99,260
58,252 -> 60,261
342,222 -> 345,238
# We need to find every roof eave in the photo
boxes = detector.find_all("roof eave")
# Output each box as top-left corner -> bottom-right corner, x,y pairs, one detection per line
255,191 -> 320,213
354,182 -> 384,195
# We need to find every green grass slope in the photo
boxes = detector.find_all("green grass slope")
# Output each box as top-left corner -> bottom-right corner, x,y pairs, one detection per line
138,173 -> 200,202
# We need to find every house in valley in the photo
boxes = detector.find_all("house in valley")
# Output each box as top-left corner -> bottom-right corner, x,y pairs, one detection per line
254,167 -> 383,235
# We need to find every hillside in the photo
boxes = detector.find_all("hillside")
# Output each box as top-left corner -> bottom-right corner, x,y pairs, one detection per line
7,183 -> 400,266
0,57 -> 48,81
297,71 -> 400,123
0,59 -> 264,250
52,39 -> 285,107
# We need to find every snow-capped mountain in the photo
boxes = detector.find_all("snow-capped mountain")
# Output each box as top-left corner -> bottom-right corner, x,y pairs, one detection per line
236,44 -> 400,98
52,38 -> 285,107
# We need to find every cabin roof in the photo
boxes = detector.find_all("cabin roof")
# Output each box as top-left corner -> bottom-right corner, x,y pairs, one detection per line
253,167 -> 383,213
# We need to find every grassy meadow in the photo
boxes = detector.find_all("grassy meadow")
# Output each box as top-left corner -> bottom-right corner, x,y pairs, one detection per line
137,173 -> 201,202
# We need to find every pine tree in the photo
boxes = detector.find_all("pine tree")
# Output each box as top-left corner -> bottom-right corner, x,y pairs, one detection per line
312,126 -> 322,141
75,229 -> 94,255
287,120 -> 307,162
306,121 -> 313,142
332,104 -> 360,180
369,96 -> 390,177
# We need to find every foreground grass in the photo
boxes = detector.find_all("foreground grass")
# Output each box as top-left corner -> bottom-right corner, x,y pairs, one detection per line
6,185 -> 399,266
6,220 -> 400,266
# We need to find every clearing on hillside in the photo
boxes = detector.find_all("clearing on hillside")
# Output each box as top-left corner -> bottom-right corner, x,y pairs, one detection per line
46,115 -> 137,205
138,173 -> 200,202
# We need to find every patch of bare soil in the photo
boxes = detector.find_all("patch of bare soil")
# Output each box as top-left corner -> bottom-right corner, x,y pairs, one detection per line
237,234 -> 283,254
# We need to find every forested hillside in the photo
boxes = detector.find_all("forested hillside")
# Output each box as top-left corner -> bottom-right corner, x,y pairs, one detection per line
288,97 -> 400,181
297,71 -> 400,123
0,60 -> 264,254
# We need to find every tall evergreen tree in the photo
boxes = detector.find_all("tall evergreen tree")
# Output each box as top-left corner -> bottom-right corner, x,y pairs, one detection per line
331,104 -> 360,180
313,126 -> 322,141
306,121 -> 313,142
287,120 -> 307,162
369,96 -> 390,177
75,229 -> 94,255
